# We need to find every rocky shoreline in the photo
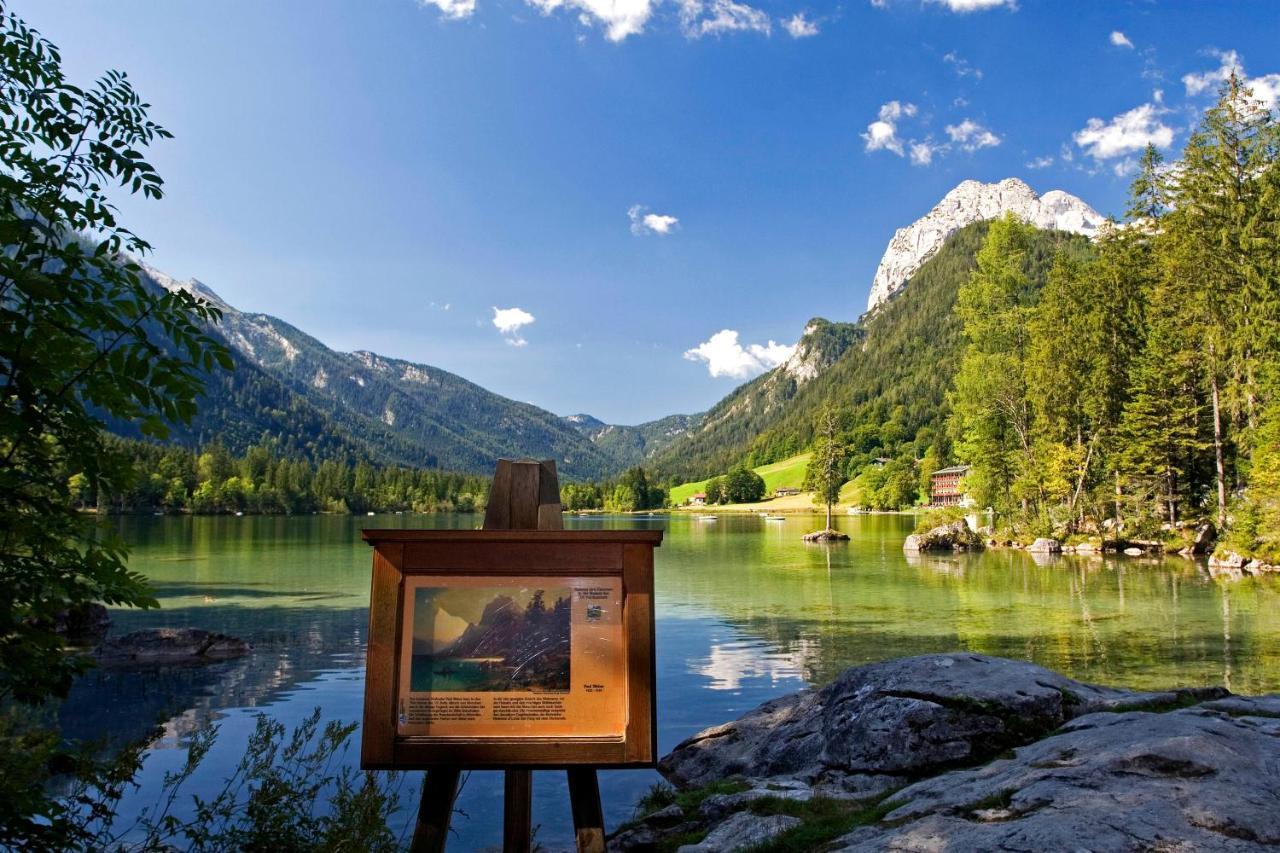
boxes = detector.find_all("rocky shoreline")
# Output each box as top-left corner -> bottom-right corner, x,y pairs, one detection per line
611,654 -> 1280,852
899,518 -> 1280,580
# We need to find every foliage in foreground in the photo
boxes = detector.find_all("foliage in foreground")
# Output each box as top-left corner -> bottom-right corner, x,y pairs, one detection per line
2,707 -> 403,853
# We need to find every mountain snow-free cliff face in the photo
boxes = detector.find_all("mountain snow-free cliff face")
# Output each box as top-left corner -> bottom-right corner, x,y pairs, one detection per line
865,178 -> 1104,312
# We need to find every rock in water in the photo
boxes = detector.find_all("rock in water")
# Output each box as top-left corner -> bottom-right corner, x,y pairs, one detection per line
658,654 -> 1225,798
903,520 -> 983,552
1027,537 -> 1062,554
51,603 -> 111,644
836,697 -> 1280,852
866,178 -> 1104,312
96,628 -> 251,666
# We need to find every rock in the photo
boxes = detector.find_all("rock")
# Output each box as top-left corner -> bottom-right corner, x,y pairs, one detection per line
1026,538 -> 1061,554
804,529 -> 850,542
902,520 -> 983,553
1209,551 -> 1248,570
676,812 -> 802,853
645,804 -> 685,828
1123,546 -> 1145,556
835,702 -> 1280,852
608,822 -> 657,852
51,603 -> 111,644
96,628 -> 251,666
866,178 -> 1104,312
658,654 -> 1225,795
1191,521 -> 1217,555
1073,541 -> 1099,555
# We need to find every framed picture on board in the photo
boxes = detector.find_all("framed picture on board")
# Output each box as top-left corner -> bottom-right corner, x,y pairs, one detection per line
360,529 -> 662,769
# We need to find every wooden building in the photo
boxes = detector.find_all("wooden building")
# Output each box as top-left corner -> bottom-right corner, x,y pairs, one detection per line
929,465 -> 971,507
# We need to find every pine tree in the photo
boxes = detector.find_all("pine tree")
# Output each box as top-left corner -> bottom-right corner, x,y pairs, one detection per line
947,213 -> 1040,523
804,403 -> 848,530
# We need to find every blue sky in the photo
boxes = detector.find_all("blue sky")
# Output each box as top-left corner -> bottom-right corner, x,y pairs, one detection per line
19,0 -> 1280,424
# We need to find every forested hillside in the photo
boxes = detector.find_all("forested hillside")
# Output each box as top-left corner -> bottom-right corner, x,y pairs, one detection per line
113,268 -> 687,480
650,222 -> 1084,484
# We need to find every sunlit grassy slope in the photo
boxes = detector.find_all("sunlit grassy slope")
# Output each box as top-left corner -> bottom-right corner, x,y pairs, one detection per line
669,452 -> 810,506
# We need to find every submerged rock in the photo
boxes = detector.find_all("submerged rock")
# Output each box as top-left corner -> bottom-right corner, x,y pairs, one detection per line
96,628 -> 251,666
803,529 -> 850,542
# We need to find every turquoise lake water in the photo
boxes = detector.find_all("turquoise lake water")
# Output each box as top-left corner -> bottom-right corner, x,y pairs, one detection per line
59,512 -> 1280,850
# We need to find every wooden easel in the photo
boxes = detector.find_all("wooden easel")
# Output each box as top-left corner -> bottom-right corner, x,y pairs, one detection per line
410,459 -> 606,853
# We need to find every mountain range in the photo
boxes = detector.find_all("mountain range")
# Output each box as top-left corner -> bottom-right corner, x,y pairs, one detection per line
123,177 -> 1101,483
129,265 -> 695,480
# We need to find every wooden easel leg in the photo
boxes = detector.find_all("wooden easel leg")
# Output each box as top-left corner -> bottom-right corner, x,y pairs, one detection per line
411,767 -> 461,853
567,768 -> 606,853
504,769 -> 533,853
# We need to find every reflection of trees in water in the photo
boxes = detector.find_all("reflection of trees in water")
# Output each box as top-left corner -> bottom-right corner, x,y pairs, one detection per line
58,605 -> 369,749
665,533 -> 1280,694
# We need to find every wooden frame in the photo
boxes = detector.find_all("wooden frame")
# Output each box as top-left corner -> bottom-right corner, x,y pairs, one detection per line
361,529 -> 661,770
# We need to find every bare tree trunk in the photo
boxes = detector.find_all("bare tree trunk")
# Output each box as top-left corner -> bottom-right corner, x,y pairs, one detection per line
826,501 -> 832,531
1211,368 -> 1228,528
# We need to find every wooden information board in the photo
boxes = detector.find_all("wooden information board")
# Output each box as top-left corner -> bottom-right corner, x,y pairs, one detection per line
360,529 -> 661,769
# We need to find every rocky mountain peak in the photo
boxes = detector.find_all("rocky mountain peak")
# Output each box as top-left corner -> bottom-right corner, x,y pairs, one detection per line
780,317 -> 859,385
865,177 -> 1105,312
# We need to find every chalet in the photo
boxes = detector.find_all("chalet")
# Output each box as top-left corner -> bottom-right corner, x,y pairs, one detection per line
774,487 -> 801,497
689,492 -> 707,506
929,465 -> 972,507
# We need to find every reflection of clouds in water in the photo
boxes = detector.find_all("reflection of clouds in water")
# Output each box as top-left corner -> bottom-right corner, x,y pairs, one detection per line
692,636 -> 815,691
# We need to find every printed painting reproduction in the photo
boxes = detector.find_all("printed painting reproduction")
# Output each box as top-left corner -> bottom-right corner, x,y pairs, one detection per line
409,586 -> 572,694
396,575 -> 627,740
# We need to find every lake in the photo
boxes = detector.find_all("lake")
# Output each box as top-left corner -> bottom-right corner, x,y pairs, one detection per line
62,512 -> 1280,850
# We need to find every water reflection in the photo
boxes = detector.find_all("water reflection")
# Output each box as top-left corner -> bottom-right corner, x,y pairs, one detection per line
54,511 -> 1280,850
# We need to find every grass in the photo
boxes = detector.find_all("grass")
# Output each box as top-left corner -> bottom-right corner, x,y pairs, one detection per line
668,453 -> 811,507
739,792 -> 907,853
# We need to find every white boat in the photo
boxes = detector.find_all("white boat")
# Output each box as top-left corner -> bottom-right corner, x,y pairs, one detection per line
699,515 -> 718,521
367,511 -> 376,516
765,515 -> 786,521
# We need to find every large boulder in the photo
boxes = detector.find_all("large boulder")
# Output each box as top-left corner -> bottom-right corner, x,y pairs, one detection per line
1026,537 -> 1061,554
658,654 -> 1225,799
902,521 -> 983,553
96,628 -> 251,666
836,697 -> 1280,852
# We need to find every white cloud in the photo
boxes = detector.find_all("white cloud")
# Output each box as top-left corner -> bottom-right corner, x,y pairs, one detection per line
910,140 -> 940,166
492,306 -> 535,346
418,0 -> 477,19
679,0 -> 771,38
781,12 -> 819,38
1073,103 -> 1173,160
1251,75 -> 1280,110
524,0 -> 657,41
945,118 -> 1001,150
1025,155 -> 1054,169
861,100 -> 917,156
683,330 -> 795,379
943,51 -> 983,79
1183,49 -> 1280,110
628,204 -> 679,235
1109,30 -> 1133,49
1183,49 -> 1243,96
925,0 -> 1016,12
